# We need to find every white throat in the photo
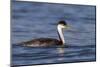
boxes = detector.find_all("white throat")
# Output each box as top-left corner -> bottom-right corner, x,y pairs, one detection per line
57,25 -> 65,44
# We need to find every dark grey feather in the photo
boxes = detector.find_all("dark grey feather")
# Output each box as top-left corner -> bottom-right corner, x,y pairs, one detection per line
21,38 -> 62,47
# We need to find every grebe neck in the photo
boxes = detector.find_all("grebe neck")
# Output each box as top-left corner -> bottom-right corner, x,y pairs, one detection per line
57,25 -> 65,44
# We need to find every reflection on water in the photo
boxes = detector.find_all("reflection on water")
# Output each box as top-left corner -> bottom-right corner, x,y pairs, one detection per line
57,47 -> 65,61
12,1 -> 96,66
57,46 -> 65,56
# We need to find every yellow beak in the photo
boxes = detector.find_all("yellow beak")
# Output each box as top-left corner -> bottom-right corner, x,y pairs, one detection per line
64,25 -> 70,29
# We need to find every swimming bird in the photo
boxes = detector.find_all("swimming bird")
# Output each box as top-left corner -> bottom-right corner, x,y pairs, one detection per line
20,20 -> 69,47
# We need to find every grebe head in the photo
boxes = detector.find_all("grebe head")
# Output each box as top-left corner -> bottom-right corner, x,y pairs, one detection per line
58,20 -> 68,29
57,20 -> 69,45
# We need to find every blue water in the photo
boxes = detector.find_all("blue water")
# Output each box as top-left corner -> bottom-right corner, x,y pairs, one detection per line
11,1 -> 96,66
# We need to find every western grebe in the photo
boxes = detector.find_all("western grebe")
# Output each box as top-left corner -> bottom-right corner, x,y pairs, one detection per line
21,20 -> 68,47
